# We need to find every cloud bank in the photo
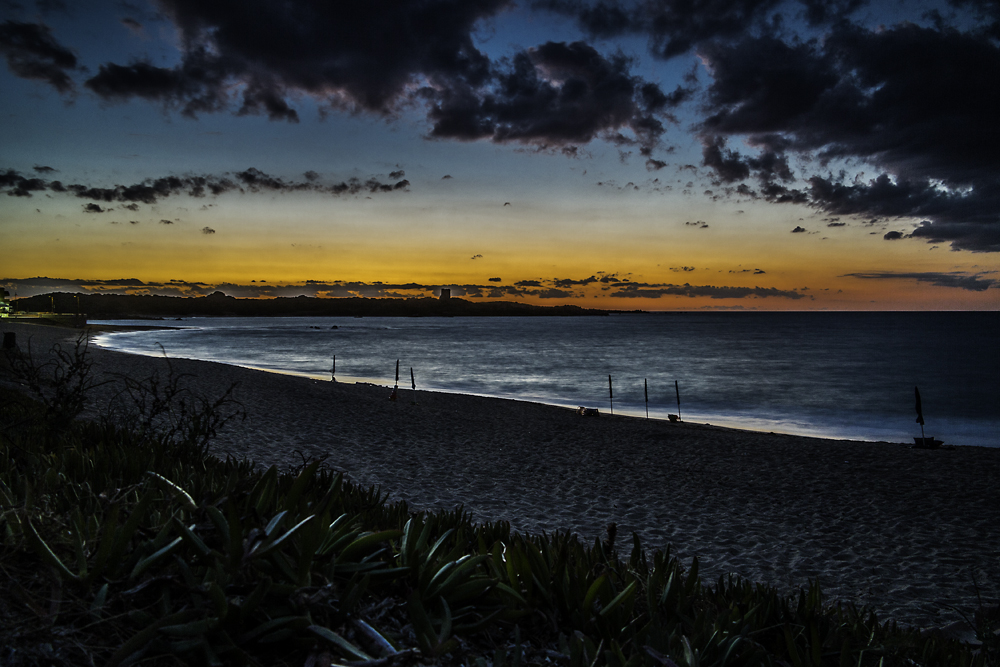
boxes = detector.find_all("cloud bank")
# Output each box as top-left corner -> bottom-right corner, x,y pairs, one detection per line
3,273 -> 812,301
3,1 -> 999,255
694,21 -> 1000,252
0,166 -> 410,205
75,1 -> 678,153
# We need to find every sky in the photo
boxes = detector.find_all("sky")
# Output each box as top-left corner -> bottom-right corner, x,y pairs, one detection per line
1,0 -> 999,310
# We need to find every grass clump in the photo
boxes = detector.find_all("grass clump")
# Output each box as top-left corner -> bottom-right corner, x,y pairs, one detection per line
0,340 -> 995,666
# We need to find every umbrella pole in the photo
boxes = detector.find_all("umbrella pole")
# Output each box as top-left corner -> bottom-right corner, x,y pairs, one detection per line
644,378 -> 648,419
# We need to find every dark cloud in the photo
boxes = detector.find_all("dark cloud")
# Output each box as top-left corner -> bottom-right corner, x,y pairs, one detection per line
0,166 -> 411,203
201,226 -> 215,234
534,0 -> 787,59
486,285 -> 524,298
120,17 -> 143,33
949,0 -> 1000,38
425,41 -> 675,153
441,174 -> 453,179
34,0 -> 68,14
536,288 -> 575,298
51,1 -> 686,153
798,0 -> 868,25
0,168 -> 47,196
83,202 -> 106,213
695,21 -> 1000,252
452,284 -> 482,298
1,275 -> 815,302
209,280 -> 429,299
159,219 -> 173,224
388,169 -> 405,179
701,135 -> 749,183
86,55 -> 242,118
609,282 -> 806,299
32,164 -> 55,173
843,271 -> 998,292
0,277 -> 213,298
0,20 -> 79,92
553,275 -> 601,287
488,277 -> 502,282
83,0 -> 507,121
791,225 -> 806,233
883,230 -> 904,240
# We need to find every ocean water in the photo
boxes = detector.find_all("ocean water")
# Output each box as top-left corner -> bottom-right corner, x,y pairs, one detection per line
91,312 -> 1000,448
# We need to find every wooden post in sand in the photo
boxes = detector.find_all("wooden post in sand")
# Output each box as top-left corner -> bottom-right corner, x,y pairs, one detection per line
608,374 -> 614,415
331,354 -> 336,382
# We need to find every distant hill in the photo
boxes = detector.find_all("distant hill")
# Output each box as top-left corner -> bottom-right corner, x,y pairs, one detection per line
14,292 -> 608,319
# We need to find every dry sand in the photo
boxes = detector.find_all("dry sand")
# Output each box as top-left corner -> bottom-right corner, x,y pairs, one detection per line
2,321 -> 998,634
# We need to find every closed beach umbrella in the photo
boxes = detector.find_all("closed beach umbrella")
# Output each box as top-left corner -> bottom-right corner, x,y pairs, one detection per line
411,367 -> 416,391
644,378 -> 649,419
608,374 -> 614,415
675,380 -> 681,421
914,386 -> 924,425
395,359 -> 399,387
915,385 -> 926,442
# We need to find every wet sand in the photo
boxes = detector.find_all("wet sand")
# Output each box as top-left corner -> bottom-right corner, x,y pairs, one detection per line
2,320 -> 998,634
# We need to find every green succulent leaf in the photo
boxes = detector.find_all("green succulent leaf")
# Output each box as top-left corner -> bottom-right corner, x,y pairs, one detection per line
145,471 -> 197,511
308,625 -> 372,661
25,519 -> 80,582
338,529 -> 404,562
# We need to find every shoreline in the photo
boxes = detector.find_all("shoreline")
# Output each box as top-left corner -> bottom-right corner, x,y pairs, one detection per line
2,320 -> 999,635
88,321 -> 991,449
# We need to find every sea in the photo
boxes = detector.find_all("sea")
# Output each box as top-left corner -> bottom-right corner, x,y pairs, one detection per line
91,312 -> 1000,448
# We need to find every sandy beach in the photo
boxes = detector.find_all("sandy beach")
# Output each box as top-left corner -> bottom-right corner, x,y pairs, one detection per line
2,320 -> 998,635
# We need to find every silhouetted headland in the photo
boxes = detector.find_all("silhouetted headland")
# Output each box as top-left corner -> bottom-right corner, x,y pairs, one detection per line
14,291 -> 608,319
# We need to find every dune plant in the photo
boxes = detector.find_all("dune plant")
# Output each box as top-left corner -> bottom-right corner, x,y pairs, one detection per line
103,352 -> 246,458
3,333 -> 105,433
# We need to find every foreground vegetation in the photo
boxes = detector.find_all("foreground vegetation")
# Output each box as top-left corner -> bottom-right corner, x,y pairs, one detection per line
0,338 -> 995,665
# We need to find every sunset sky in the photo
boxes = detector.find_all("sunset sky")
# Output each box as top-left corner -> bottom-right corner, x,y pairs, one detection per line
2,0 -> 998,310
